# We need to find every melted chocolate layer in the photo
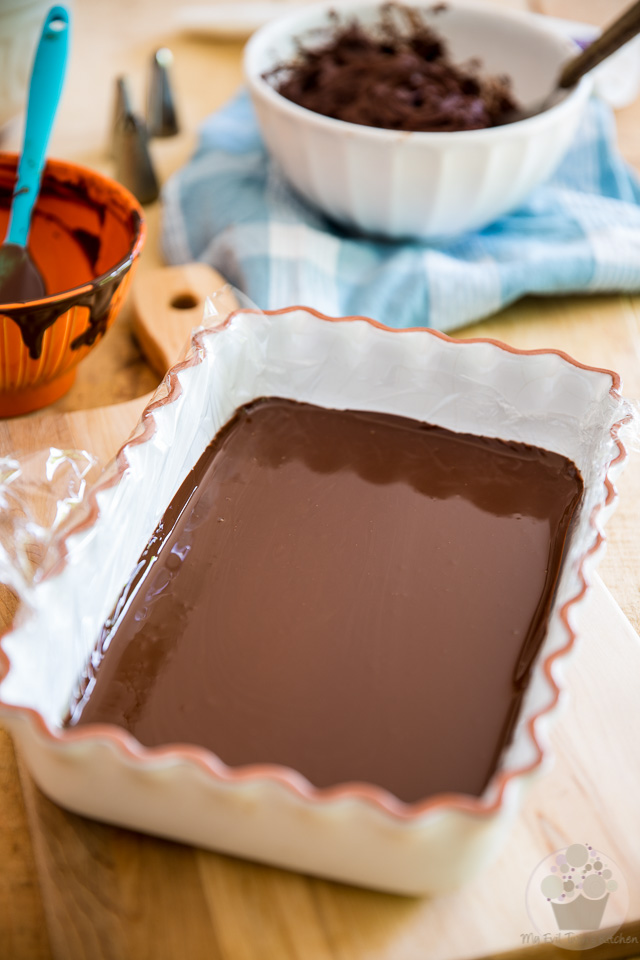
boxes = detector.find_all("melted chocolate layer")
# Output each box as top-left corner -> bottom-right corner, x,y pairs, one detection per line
68,399 -> 583,803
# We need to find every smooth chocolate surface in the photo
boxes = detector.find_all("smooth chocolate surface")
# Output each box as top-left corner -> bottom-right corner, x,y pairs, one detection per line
268,4 -> 519,132
68,398 -> 583,803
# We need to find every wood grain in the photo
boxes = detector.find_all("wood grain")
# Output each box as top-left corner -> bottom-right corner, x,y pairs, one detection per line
0,732 -> 51,960
132,263 -> 236,376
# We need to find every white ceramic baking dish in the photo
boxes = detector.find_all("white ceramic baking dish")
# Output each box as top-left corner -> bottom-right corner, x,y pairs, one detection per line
0,308 -> 630,895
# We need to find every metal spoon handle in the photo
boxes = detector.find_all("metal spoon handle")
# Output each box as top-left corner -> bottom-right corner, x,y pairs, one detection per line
6,6 -> 70,247
559,0 -> 640,89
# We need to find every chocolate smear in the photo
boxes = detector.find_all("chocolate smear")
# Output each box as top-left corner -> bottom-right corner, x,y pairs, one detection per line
0,176 -> 140,360
267,3 -> 519,132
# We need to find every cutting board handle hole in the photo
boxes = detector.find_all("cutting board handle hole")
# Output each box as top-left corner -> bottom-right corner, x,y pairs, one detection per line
170,293 -> 199,310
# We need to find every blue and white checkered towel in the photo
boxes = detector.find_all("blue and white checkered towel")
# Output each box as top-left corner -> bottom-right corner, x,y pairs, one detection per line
162,91 -> 640,330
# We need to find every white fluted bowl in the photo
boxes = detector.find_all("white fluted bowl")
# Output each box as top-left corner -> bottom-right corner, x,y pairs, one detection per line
244,0 -> 592,239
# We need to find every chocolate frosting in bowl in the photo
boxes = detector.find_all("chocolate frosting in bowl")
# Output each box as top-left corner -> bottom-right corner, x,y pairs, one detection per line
267,4 -> 519,132
68,398 -> 583,805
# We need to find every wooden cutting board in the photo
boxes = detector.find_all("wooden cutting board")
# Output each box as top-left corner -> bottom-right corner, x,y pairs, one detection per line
1,267 -> 639,960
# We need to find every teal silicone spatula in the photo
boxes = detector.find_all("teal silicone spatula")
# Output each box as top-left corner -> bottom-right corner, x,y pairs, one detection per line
0,6 -> 70,304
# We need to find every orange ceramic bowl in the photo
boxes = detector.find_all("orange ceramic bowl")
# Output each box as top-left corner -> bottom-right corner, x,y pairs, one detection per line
0,154 -> 145,417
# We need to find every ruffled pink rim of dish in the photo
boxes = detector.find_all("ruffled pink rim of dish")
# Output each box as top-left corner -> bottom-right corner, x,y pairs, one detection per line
0,308 -> 631,823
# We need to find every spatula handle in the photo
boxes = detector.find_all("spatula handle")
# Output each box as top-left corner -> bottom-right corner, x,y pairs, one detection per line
559,0 -> 640,89
6,6 -> 70,247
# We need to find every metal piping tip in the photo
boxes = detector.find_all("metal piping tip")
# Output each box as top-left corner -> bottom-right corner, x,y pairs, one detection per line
112,77 -> 160,205
147,47 -> 180,138
110,75 -> 133,159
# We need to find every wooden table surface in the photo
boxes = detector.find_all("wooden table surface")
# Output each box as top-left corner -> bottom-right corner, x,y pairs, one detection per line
1,1 -> 640,958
